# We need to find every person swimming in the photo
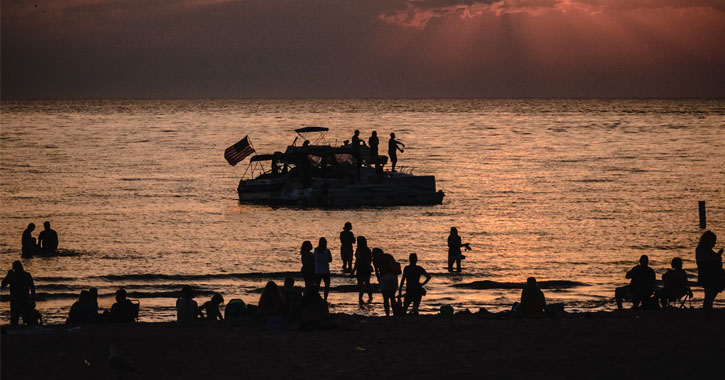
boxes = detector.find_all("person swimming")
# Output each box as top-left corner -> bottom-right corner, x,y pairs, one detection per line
37,221 -> 59,255
21,223 -> 38,258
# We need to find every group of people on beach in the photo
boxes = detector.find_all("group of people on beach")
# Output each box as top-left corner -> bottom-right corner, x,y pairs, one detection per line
21,221 -> 58,257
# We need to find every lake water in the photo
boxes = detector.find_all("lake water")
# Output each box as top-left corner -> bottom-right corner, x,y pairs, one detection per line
1,99 -> 724,323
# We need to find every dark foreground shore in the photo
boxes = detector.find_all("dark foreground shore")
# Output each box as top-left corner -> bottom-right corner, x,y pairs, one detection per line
2,310 -> 724,380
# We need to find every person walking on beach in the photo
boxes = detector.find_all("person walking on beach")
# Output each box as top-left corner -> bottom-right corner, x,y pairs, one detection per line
615,255 -> 656,310
37,221 -> 59,255
300,240 -> 316,289
373,248 -> 402,316
368,131 -> 379,169
447,227 -> 471,273
696,231 -> 725,313
388,132 -> 405,172
176,285 -> 202,325
314,237 -> 333,302
399,253 -> 431,315
351,236 -> 373,305
2,261 -> 36,325
339,222 -> 355,273
21,223 -> 38,258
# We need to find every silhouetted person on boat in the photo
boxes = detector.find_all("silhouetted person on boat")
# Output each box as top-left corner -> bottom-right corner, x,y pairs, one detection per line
656,257 -> 691,308
176,285 -> 202,325
615,255 -> 656,310
515,277 -> 547,317
258,281 -> 286,329
696,231 -> 725,313
2,261 -> 36,325
399,253 -> 431,315
110,289 -> 137,323
300,240 -> 316,289
388,132 -> 405,172
314,237 -> 332,302
340,222 -> 355,273
352,130 -> 364,179
21,223 -> 38,258
199,293 -> 224,321
368,131 -> 379,169
38,221 -> 58,255
351,236 -> 373,305
67,290 -> 100,324
373,248 -> 402,316
447,227 -> 471,273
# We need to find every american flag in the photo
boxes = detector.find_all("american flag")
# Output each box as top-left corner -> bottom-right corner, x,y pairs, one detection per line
224,136 -> 255,166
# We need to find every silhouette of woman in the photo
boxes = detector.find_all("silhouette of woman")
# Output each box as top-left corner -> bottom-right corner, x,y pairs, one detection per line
696,231 -> 725,313
351,236 -> 373,305
447,227 -> 470,273
314,237 -> 332,302
339,222 -> 355,273
300,241 -> 315,289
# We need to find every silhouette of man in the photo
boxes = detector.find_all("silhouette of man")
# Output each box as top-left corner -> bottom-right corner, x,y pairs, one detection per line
656,257 -> 691,308
2,261 -> 36,325
21,223 -> 37,258
399,253 -> 431,315
110,289 -> 137,323
615,255 -> 656,309
516,277 -> 547,317
368,131 -> 379,169
388,133 -> 405,172
352,130 -> 363,179
38,221 -> 59,255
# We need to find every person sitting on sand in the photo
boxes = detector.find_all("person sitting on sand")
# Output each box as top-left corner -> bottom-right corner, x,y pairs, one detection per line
224,299 -> 247,320
2,261 -> 36,325
696,231 -> 725,313
176,285 -> 202,325
67,290 -> 100,324
37,221 -> 59,255
299,286 -> 331,330
21,223 -> 38,258
89,287 -> 100,315
300,240 -> 316,289
399,253 -> 431,315
314,237 -> 333,302
25,300 -> 43,326
200,293 -> 224,321
351,236 -> 373,305
339,222 -> 355,273
373,248 -> 402,316
109,289 -> 137,323
282,277 -> 303,321
447,227 -> 471,273
515,277 -> 547,317
656,257 -> 691,308
258,281 -> 286,329
615,255 -> 656,310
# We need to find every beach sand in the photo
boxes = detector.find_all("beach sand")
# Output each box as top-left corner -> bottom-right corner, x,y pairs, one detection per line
2,310 -> 723,379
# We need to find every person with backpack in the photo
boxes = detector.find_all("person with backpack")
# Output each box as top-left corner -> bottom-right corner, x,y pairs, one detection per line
372,248 -> 402,316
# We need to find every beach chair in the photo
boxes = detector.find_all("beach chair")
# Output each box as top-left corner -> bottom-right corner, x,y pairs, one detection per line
666,288 -> 693,309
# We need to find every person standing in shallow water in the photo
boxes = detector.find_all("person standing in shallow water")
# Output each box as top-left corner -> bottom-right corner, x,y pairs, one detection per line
300,241 -> 316,289
373,248 -> 401,316
339,222 -> 355,273
399,253 -> 431,315
21,223 -> 37,258
447,227 -> 471,273
38,221 -> 59,255
314,237 -> 333,302
351,236 -> 373,305
388,132 -> 405,172
696,230 -> 725,313
2,261 -> 36,325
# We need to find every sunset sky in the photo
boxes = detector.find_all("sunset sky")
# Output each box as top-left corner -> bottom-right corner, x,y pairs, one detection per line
2,0 -> 724,98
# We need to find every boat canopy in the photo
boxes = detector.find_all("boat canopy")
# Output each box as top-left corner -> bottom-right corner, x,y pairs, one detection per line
250,152 -> 285,162
295,126 -> 329,133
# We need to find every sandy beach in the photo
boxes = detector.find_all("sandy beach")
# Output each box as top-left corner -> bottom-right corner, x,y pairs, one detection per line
2,309 -> 723,379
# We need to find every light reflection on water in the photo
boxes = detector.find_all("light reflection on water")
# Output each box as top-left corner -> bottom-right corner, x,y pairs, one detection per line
1,99 -> 724,323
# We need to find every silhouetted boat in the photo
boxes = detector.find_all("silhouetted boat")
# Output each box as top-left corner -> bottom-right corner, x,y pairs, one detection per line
237,127 -> 444,207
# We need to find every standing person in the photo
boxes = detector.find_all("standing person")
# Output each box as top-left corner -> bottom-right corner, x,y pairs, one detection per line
21,223 -> 37,258
387,132 -> 405,172
350,236 -> 373,305
1,261 -> 36,325
447,227 -> 471,273
176,285 -> 201,325
314,237 -> 333,302
300,241 -> 316,289
696,231 -> 725,313
614,255 -> 656,310
373,248 -> 401,316
38,221 -> 59,255
351,130 -> 363,179
339,222 -> 355,273
398,253 -> 431,315
368,131 -> 379,169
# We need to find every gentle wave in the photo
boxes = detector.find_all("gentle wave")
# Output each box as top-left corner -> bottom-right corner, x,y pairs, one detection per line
453,280 -> 587,290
